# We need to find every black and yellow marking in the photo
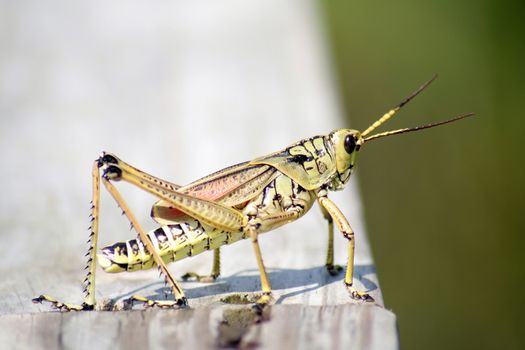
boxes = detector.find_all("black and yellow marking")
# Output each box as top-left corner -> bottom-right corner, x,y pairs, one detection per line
34,76 -> 472,310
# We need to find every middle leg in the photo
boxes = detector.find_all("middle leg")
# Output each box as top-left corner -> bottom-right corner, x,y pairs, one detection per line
246,208 -> 303,309
248,226 -> 272,309
181,248 -> 221,282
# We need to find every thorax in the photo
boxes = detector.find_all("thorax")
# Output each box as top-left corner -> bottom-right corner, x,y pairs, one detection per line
242,172 -> 316,233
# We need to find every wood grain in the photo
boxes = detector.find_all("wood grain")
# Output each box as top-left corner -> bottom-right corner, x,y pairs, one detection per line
0,305 -> 396,349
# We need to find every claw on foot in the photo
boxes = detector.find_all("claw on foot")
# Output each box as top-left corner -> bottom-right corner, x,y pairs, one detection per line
181,272 -> 218,283
252,293 -> 272,315
346,285 -> 375,302
124,295 -> 188,309
32,295 -> 88,311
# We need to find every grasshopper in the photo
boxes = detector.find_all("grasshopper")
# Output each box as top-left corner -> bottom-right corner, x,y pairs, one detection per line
33,76 -> 472,311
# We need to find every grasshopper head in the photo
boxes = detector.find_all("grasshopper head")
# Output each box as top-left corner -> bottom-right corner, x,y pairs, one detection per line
329,129 -> 364,187
328,76 -> 474,190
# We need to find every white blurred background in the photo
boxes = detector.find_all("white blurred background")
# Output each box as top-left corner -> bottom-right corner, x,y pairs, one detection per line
0,0 -> 374,312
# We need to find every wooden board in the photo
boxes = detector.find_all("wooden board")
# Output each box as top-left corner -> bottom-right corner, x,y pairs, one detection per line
0,0 -> 398,348
0,305 -> 396,349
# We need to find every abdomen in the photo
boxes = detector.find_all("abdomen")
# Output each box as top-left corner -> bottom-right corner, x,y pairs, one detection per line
97,219 -> 245,273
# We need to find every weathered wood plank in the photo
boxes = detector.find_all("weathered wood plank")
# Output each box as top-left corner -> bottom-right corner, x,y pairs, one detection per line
0,0 -> 398,348
0,305 -> 396,350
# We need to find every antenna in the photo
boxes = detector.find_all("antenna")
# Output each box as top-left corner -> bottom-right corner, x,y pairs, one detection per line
361,75 -> 438,137
363,113 -> 474,143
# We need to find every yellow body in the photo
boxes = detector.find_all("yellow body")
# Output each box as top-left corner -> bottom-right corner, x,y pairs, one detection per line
33,76 -> 472,311
97,134 -> 342,274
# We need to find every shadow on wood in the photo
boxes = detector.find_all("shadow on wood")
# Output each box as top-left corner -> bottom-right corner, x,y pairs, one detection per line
104,264 -> 378,308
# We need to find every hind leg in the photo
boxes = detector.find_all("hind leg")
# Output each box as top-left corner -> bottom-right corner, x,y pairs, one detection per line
101,178 -> 187,308
33,161 -> 101,311
98,153 -> 245,307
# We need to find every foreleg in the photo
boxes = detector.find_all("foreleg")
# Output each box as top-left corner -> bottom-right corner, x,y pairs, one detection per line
319,203 -> 343,276
318,195 -> 374,302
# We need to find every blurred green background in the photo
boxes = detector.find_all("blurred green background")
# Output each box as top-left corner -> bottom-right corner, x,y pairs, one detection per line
320,0 -> 524,349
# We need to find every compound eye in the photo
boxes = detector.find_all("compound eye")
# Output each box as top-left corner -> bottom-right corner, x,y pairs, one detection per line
344,135 -> 357,154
